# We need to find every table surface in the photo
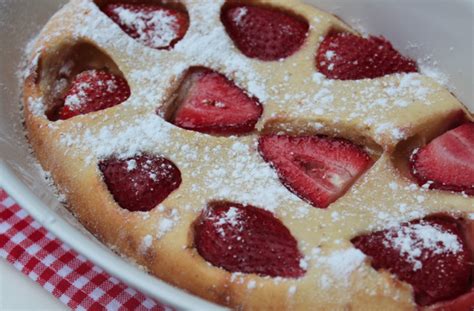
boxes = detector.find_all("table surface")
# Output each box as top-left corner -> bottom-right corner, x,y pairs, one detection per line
0,258 -> 66,311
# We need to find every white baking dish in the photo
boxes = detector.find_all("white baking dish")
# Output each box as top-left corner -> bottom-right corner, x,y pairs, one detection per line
0,0 -> 472,309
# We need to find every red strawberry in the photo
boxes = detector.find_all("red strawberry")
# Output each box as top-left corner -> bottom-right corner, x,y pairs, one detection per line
410,122 -> 474,195
258,135 -> 373,208
171,68 -> 262,135
221,5 -> 309,61
58,70 -> 130,120
351,215 -> 473,306
102,3 -> 189,50
428,289 -> 474,311
99,154 -> 181,212
194,201 -> 305,277
316,33 -> 418,80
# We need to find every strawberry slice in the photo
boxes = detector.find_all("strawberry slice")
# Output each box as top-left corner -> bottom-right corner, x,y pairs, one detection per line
316,33 -> 417,80
102,3 -> 189,50
99,154 -> 181,212
351,215 -> 473,306
428,289 -> 474,311
171,68 -> 262,135
58,70 -> 130,120
221,5 -> 309,61
194,201 -> 305,278
410,122 -> 474,195
258,135 -> 373,208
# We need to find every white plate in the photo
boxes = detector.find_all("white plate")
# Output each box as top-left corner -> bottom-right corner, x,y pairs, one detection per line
0,1 -> 472,310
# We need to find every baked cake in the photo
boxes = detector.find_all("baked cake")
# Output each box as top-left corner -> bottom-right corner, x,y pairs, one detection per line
22,0 -> 473,309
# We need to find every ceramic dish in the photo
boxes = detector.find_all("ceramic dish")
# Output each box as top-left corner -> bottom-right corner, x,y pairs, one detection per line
0,0 -> 472,309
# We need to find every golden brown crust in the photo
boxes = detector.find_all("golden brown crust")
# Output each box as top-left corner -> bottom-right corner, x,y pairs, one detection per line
22,0 -> 473,309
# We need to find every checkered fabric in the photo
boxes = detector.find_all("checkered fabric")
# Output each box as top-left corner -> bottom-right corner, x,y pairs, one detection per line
0,189 -> 170,310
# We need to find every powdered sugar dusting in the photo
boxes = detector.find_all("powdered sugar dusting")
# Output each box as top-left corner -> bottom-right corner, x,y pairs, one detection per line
157,208 -> 180,239
28,96 -> 46,116
325,50 -> 335,61
187,138 -> 305,213
213,206 -> 243,236
60,114 -> 172,162
420,64 -> 449,87
141,234 -> 153,251
173,1 -> 268,102
374,122 -> 406,141
112,6 -> 180,49
64,81 -> 91,109
315,248 -> 366,288
126,159 -> 137,171
23,0 -> 474,303
247,280 -> 256,289
272,69 -> 446,146
232,7 -> 248,25
383,222 -> 462,270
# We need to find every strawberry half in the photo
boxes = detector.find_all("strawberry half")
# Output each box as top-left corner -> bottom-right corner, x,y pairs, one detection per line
428,289 -> 474,311
316,33 -> 418,80
102,3 -> 189,50
351,215 -> 473,306
99,154 -> 181,212
410,122 -> 474,195
221,5 -> 309,61
194,201 -> 305,278
58,70 -> 130,120
258,135 -> 373,208
171,68 -> 262,135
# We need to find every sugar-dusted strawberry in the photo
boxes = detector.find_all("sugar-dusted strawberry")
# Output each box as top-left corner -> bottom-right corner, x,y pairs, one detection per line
462,218 -> 474,259
221,5 -> 309,61
194,201 -> 305,277
316,32 -> 417,80
99,154 -> 181,212
102,3 -> 189,50
351,215 -> 473,306
58,70 -> 130,120
171,68 -> 262,135
258,135 -> 373,208
410,122 -> 474,195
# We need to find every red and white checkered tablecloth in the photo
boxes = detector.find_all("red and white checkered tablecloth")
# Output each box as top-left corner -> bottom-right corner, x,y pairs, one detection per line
0,189 -> 170,310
